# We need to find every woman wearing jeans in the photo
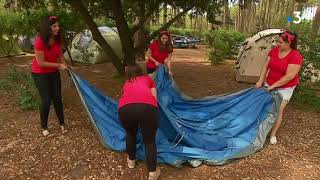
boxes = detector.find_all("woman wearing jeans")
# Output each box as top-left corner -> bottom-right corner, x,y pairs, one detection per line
32,16 -> 69,136
118,65 -> 160,180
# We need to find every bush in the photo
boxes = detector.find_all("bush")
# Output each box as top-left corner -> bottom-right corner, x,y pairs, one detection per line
288,22 -> 320,111
289,22 -> 320,83
0,12 -> 24,56
291,85 -> 320,112
205,29 -> 247,64
0,66 -> 39,110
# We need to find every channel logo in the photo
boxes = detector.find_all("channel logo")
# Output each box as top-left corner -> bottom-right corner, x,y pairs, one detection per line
287,11 -> 302,24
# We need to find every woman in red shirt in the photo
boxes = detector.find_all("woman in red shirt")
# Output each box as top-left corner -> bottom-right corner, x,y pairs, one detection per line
118,65 -> 160,180
256,31 -> 303,145
146,30 -> 173,76
32,16 -> 69,136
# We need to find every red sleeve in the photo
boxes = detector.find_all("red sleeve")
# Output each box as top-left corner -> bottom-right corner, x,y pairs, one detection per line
289,51 -> 303,65
34,36 -> 45,51
147,76 -> 156,88
268,47 -> 277,57
149,40 -> 158,52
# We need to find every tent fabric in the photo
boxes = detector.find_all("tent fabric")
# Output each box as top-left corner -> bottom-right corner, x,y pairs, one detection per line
235,28 -> 285,83
69,65 -> 281,167
0,35 -> 24,57
64,26 -> 123,64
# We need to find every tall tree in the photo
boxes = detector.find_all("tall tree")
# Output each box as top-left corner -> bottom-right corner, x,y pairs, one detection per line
163,3 -> 168,24
223,0 -> 231,29
312,4 -> 320,35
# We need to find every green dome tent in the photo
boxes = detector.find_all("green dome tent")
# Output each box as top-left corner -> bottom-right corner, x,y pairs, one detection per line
0,35 -> 24,57
64,27 -> 123,64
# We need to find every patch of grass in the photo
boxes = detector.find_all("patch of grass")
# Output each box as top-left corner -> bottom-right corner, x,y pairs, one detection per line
0,66 -> 39,110
291,85 -> 320,113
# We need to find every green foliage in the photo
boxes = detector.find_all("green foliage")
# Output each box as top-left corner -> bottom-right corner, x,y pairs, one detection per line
0,9 -> 84,37
291,85 -> 320,112
0,12 -> 24,56
289,21 -> 320,83
20,9 -> 85,36
205,29 -> 247,64
286,22 -> 320,112
0,66 -> 39,110
0,9 -> 85,56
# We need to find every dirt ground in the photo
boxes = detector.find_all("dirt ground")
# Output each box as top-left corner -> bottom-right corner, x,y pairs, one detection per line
0,46 -> 319,180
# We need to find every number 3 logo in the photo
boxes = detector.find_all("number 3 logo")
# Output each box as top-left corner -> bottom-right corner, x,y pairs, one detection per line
293,11 -> 302,24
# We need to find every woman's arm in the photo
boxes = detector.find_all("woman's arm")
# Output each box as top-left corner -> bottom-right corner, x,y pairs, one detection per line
151,87 -> 157,100
255,57 -> 270,88
268,64 -> 301,90
165,53 -> 173,76
146,48 -> 159,66
35,50 -> 67,69
59,51 -> 68,66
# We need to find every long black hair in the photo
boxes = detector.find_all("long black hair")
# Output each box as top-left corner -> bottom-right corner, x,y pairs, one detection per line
39,15 -> 62,49
280,30 -> 298,50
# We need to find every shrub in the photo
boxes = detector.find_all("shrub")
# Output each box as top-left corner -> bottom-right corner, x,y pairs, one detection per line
0,66 -> 39,110
205,29 -> 247,64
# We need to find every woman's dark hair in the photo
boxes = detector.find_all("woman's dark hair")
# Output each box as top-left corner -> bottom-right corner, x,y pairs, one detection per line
39,15 -> 62,49
126,64 -> 144,81
158,31 -> 173,53
280,30 -> 298,50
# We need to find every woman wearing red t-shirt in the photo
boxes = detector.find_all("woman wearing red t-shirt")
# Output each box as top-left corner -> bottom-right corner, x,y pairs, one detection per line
256,31 -> 303,145
146,30 -> 173,76
32,16 -> 69,136
118,65 -> 160,180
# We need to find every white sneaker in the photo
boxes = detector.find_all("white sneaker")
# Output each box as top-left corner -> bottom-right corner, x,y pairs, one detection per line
127,157 -> 135,169
42,130 -> 49,136
60,125 -> 65,133
148,168 -> 160,180
270,136 -> 277,145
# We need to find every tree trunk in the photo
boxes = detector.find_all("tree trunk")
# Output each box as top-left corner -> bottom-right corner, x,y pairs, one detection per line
267,0 -> 274,27
262,0 -> 268,29
224,0 -> 231,30
239,5 -> 246,32
194,15 -> 197,29
287,0 -> 296,27
110,0 -> 136,66
163,3 -> 168,24
312,4 -> 320,35
249,1 -> 256,33
184,14 -> 187,28
278,0 -> 285,24
296,1 -> 304,12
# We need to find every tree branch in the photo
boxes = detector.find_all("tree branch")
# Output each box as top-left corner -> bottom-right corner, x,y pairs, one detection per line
147,7 -> 192,43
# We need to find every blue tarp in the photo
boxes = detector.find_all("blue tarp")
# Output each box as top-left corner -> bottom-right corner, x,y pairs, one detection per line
70,66 -> 281,167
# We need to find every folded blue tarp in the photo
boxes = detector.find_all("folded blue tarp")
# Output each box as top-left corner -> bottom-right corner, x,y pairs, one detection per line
69,66 -> 280,167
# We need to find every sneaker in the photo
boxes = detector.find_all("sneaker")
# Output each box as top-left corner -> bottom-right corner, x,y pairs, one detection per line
148,168 -> 160,180
42,130 -> 49,136
270,136 -> 277,145
127,157 -> 135,169
60,125 -> 65,132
